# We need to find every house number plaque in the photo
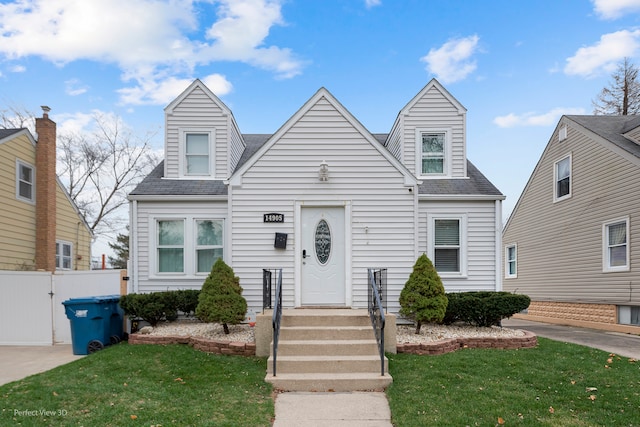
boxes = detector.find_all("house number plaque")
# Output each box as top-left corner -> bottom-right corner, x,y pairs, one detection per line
263,213 -> 284,223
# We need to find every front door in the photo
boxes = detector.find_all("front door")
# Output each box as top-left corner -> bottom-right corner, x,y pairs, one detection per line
301,207 -> 345,305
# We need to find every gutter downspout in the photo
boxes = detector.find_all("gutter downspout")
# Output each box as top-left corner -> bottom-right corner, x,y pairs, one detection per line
131,200 -> 139,293
495,199 -> 503,292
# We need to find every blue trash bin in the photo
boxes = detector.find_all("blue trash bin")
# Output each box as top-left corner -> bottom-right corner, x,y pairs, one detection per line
62,296 -> 113,355
103,295 -> 124,344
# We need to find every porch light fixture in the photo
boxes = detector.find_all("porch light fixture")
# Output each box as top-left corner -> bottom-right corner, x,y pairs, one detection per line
318,160 -> 329,181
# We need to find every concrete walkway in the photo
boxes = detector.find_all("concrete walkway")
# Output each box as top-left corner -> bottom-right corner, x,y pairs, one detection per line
273,392 -> 392,427
0,345 -> 83,386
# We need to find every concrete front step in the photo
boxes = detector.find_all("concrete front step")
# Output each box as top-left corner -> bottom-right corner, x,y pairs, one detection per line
273,339 -> 379,356
280,309 -> 372,327
265,372 -> 393,392
279,325 -> 374,341
267,355 -> 389,374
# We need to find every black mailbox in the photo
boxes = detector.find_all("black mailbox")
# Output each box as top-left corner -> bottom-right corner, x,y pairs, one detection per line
274,232 -> 287,249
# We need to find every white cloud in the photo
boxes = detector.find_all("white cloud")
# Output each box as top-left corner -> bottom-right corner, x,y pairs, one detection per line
0,0 -> 303,104
118,73 -> 233,106
420,35 -> 480,83
592,0 -> 640,19
65,79 -> 88,96
564,30 -> 640,77
494,107 -> 586,128
10,64 -> 25,73
365,0 -> 382,8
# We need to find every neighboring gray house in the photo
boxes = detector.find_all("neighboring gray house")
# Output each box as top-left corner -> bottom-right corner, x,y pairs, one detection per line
128,78 -> 504,316
503,115 -> 640,333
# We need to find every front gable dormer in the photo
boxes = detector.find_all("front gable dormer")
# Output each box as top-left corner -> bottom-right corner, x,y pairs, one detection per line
164,80 -> 245,180
386,79 -> 467,179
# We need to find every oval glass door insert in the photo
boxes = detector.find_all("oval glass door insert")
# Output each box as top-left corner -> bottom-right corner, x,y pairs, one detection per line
315,219 -> 331,264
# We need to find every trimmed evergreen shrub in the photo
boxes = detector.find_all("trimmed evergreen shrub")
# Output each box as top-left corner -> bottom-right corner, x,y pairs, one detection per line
195,258 -> 247,334
174,289 -> 200,317
399,253 -> 448,333
442,291 -> 531,327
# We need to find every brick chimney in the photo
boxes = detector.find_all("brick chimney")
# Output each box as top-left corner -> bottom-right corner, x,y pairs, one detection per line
34,106 -> 57,271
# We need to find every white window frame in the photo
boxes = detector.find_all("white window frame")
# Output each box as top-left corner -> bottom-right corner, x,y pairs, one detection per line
56,240 -> 73,270
16,159 -> 35,203
416,128 -> 452,178
553,154 -> 572,202
150,216 -> 225,278
179,128 -> 215,178
194,218 -> 225,274
603,217 -> 630,272
427,214 -> 467,277
505,244 -> 517,278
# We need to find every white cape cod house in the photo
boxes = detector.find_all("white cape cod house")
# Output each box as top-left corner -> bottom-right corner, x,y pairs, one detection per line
128,79 -> 504,316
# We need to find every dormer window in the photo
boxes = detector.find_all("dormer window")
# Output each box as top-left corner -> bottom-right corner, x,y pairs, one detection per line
180,129 -> 215,177
417,129 -> 451,176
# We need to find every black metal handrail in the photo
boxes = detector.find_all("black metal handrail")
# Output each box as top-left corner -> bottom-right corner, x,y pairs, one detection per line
271,268 -> 283,376
368,268 -> 386,376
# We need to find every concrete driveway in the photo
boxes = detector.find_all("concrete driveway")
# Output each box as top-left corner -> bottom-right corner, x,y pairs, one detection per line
0,345 -> 83,386
503,318 -> 640,359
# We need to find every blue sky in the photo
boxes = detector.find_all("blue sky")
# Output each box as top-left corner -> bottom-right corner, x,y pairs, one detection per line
2,0 -> 640,256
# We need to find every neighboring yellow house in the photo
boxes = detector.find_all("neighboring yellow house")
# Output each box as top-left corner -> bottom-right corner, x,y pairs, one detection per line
0,107 -> 93,271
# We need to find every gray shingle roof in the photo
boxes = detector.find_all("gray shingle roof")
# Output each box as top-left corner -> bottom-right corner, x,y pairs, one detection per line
130,133 -> 503,198
0,128 -> 24,141
419,160 -> 503,197
566,115 -> 640,159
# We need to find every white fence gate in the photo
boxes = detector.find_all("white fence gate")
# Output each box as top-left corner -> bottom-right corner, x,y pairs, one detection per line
0,270 -> 124,345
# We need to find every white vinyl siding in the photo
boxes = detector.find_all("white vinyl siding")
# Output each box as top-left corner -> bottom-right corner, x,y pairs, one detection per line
421,201 -> 498,292
230,96 -> 417,314
503,119 -> 640,305
134,201 -> 228,291
16,160 -> 34,203
603,217 -> 629,272
165,85 -> 229,180
505,244 -> 517,278
554,154 -> 571,202
398,83 -> 466,178
55,241 -> 72,270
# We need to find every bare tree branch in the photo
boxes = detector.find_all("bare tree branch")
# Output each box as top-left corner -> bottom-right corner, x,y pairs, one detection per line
592,57 -> 640,115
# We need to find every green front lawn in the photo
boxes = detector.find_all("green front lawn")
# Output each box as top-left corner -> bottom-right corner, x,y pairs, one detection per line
387,337 -> 640,426
1,338 -> 638,426
0,343 -> 273,426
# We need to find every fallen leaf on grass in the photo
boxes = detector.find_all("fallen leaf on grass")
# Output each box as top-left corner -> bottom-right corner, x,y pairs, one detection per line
130,414 -> 138,420
549,406 -> 555,414
570,380 -> 576,385
586,387 -> 598,392
629,358 -> 637,363
589,395 -> 597,401
52,391 -> 58,396
607,358 -> 613,364
497,416 -> 505,424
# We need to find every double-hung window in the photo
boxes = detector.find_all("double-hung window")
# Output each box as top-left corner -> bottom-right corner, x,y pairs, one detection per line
434,219 -> 460,272
603,218 -> 629,272
554,155 -> 571,201
155,218 -> 224,276
16,160 -> 35,203
56,241 -> 72,270
195,219 -> 224,273
185,133 -> 210,175
505,244 -> 517,278
420,132 -> 446,175
157,220 -> 185,273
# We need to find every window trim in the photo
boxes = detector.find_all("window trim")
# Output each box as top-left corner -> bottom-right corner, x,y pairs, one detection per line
56,240 -> 73,271
416,128 -> 452,178
16,159 -> 35,203
505,244 -> 517,278
553,154 -> 572,202
179,128 -> 215,178
194,218 -> 225,274
603,217 -> 630,273
427,214 -> 467,277
150,216 -> 225,278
